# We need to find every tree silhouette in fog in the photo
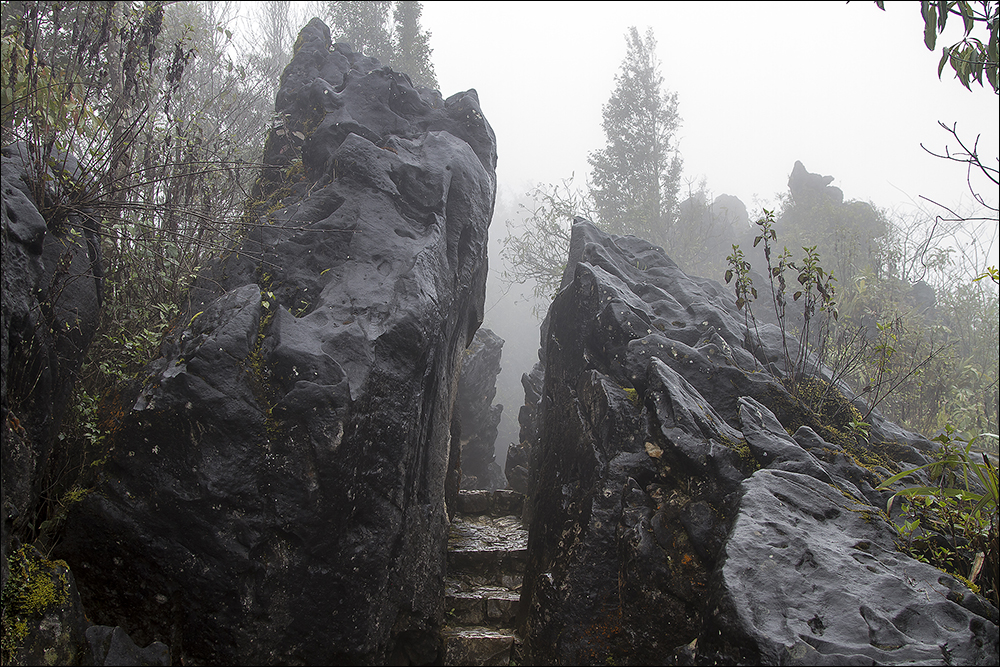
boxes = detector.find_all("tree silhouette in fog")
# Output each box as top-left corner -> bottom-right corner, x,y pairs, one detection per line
589,26 -> 682,248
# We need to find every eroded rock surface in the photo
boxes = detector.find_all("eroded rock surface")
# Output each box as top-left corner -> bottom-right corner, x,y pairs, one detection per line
2,143 -> 102,595
55,18 -> 495,665
516,220 -> 996,665
457,327 -> 505,490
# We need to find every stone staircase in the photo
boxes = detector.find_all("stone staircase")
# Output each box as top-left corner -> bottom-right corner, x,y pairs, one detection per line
442,489 -> 528,666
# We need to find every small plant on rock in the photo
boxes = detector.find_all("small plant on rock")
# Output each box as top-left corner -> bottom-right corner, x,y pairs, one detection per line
725,209 -> 837,393
879,427 -> 999,607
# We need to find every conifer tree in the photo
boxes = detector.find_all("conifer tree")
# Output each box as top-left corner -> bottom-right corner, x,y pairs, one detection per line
325,1 -> 437,89
588,27 -> 682,248
391,0 -> 438,88
326,1 -> 393,63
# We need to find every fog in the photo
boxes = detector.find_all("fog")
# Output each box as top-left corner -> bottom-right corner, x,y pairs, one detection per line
236,1 -> 998,469
418,2 -> 1000,467
423,2 -> 998,217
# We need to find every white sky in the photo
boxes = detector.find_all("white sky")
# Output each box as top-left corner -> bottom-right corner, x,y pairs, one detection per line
422,1 -> 999,237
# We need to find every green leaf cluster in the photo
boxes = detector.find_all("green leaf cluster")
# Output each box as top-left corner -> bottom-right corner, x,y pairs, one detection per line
878,0 -> 1000,94
726,209 -> 839,396
879,428 -> 999,606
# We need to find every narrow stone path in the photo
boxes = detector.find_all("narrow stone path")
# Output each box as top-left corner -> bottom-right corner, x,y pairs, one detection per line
442,489 -> 528,666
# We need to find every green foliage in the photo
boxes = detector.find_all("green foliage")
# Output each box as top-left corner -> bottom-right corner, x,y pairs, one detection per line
726,209 -> 838,395
327,1 -> 393,62
500,176 -> 595,309
765,164 -> 997,438
876,0 -> 999,94
588,26 -> 682,247
975,265 -> 1000,284
391,1 -> 438,88
778,192 -> 888,290
0,32 -> 97,146
825,241 -> 997,437
673,184 -> 747,276
879,428 -> 999,607
1,1 -> 302,553
847,417 -> 872,441
248,1 -> 296,91
725,244 -> 757,313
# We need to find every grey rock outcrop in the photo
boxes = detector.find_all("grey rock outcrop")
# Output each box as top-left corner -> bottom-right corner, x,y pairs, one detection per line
55,18 -> 496,665
505,356 -> 544,498
711,193 -> 749,231
458,328 -> 506,491
788,159 -> 843,206
515,220 -> 996,665
2,143 -> 102,595
1,544 -> 168,666
86,625 -> 170,666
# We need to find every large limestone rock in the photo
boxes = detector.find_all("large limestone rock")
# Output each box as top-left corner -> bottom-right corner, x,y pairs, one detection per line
55,18 -> 496,665
516,220 -> 996,665
505,360 -> 543,498
2,143 -> 102,595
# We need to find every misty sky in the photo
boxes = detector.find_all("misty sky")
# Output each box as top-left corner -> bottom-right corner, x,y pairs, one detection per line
233,2 -> 998,463
422,1 -> 998,242
415,1 -> 1000,463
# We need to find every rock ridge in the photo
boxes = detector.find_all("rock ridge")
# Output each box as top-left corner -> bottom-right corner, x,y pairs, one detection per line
54,18 -> 496,665
514,219 -> 997,665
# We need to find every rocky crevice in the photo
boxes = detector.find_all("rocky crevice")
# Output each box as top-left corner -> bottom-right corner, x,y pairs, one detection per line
442,489 -> 527,666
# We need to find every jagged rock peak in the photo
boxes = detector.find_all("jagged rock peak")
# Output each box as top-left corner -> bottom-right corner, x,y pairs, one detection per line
457,327 -> 506,491
516,219 -> 996,665
788,159 -> 844,205
55,20 -> 497,666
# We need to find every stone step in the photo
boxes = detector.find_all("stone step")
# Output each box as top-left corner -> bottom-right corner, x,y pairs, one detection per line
457,488 -> 524,517
448,514 -> 528,555
446,568 -> 524,592
445,582 -> 520,627
447,514 -> 528,582
442,626 -> 516,666
444,492 -> 526,665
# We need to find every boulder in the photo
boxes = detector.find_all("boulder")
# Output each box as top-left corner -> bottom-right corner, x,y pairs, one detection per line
515,220 -> 997,665
55,18 -> 496,665
85,625 -> 170,667
1,545 -> 91,666
711,193 -> 749,231
0,545 -> 167,666
711,468 -> 997,665
457,328 -> 506,491
2,143 -> 102,596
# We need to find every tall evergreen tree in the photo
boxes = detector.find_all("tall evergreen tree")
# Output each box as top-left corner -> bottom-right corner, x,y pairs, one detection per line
326,0 -> 393,63
253,0 -> 294,89
588,27 -> 682,247
391,0 -> 437,88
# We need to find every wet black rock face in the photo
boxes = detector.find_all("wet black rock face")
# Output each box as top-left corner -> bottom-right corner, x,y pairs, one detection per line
55,18 -> 495,665
516,220 -> 997,665
2,144 -> 102,594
